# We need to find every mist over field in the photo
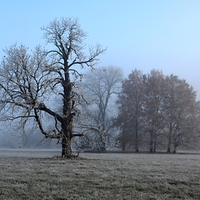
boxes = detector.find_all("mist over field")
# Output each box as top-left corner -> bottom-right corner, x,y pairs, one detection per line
0,129 -> 59,149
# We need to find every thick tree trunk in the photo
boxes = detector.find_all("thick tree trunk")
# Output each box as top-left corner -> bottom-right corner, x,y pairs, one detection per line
173,148 -> 176,153
61,115 -> 74,157
61,136 -> 72,157
61,61 -> 74,157
62,137 -> 67,157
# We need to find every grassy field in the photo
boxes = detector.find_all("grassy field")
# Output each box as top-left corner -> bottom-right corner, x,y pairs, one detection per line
0,150 -> 200,199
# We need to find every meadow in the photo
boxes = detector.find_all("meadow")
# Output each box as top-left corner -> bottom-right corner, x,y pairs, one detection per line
0,150 -> 200,199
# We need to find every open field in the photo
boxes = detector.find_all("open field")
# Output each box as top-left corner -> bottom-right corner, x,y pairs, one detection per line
0,150 -> 200,199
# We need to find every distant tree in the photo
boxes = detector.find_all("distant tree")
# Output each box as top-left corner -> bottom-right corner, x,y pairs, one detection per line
115,69 -> 200,153
143,70 -> 166,152
0,18 -> 106,157
163,75 -> 200,153
115,69 -> 145,152
76,66 -> 123,151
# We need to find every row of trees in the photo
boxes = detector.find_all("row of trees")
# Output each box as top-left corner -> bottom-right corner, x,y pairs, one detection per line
0,17 -> 199,156
73,68 -> 200,153
115,69 -> 200,153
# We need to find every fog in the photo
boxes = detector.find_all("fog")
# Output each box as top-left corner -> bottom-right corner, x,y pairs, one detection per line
0,126 -> 59,149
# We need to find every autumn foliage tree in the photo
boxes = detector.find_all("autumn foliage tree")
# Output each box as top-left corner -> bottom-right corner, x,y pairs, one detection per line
0,18 -> 106,157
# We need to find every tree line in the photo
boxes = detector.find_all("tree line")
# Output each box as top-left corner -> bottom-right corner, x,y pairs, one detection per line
74,68 -> 200,153
0,17 -> 199,156
115,69 -> 200,153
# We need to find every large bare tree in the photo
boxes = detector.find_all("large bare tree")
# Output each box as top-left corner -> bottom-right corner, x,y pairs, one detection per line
0,18 -> 106,157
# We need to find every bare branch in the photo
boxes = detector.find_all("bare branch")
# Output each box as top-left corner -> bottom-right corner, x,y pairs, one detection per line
0,17 -> 106,157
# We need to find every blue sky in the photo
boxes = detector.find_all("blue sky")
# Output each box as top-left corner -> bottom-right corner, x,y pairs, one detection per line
1,0 -> 200,98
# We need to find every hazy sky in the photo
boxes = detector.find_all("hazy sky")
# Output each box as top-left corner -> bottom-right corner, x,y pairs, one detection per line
1,0 -> 200,98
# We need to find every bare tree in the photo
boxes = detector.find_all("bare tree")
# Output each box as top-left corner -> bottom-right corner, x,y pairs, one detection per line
0,18 -> 106,157
76,66 -> 123,151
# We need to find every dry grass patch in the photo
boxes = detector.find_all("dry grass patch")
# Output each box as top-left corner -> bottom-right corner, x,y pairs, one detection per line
0,150 -> 200,199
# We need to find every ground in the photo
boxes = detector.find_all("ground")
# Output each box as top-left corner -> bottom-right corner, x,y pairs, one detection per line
0,149 -> 200,199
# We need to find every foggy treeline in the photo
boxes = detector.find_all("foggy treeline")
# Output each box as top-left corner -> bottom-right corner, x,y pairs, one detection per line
114,69 -> 200,153
73,67 -> 200,153
0,65 -> 199,153
70,67 -> 200,153
0,18 -> 199,154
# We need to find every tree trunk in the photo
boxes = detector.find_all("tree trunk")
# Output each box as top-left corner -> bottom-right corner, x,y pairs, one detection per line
135,146 -> 139,153
173,145 -> 177,153
167,145 -> 171,153
100,135 -> 106,151
134,135 -> 139,152
135,123 -> 139,153
153,142 -> 156,153
66,137 -> 72,157
167,123 -> 172,153
62,62 -> 74,157
61,114 -> 74,157
149,131 -> 153,153
100,141 -> 106,151
62,137 -> 67,157
167,137 -> 171,153
121,130 -> 126,151
62,136 -> 72,157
